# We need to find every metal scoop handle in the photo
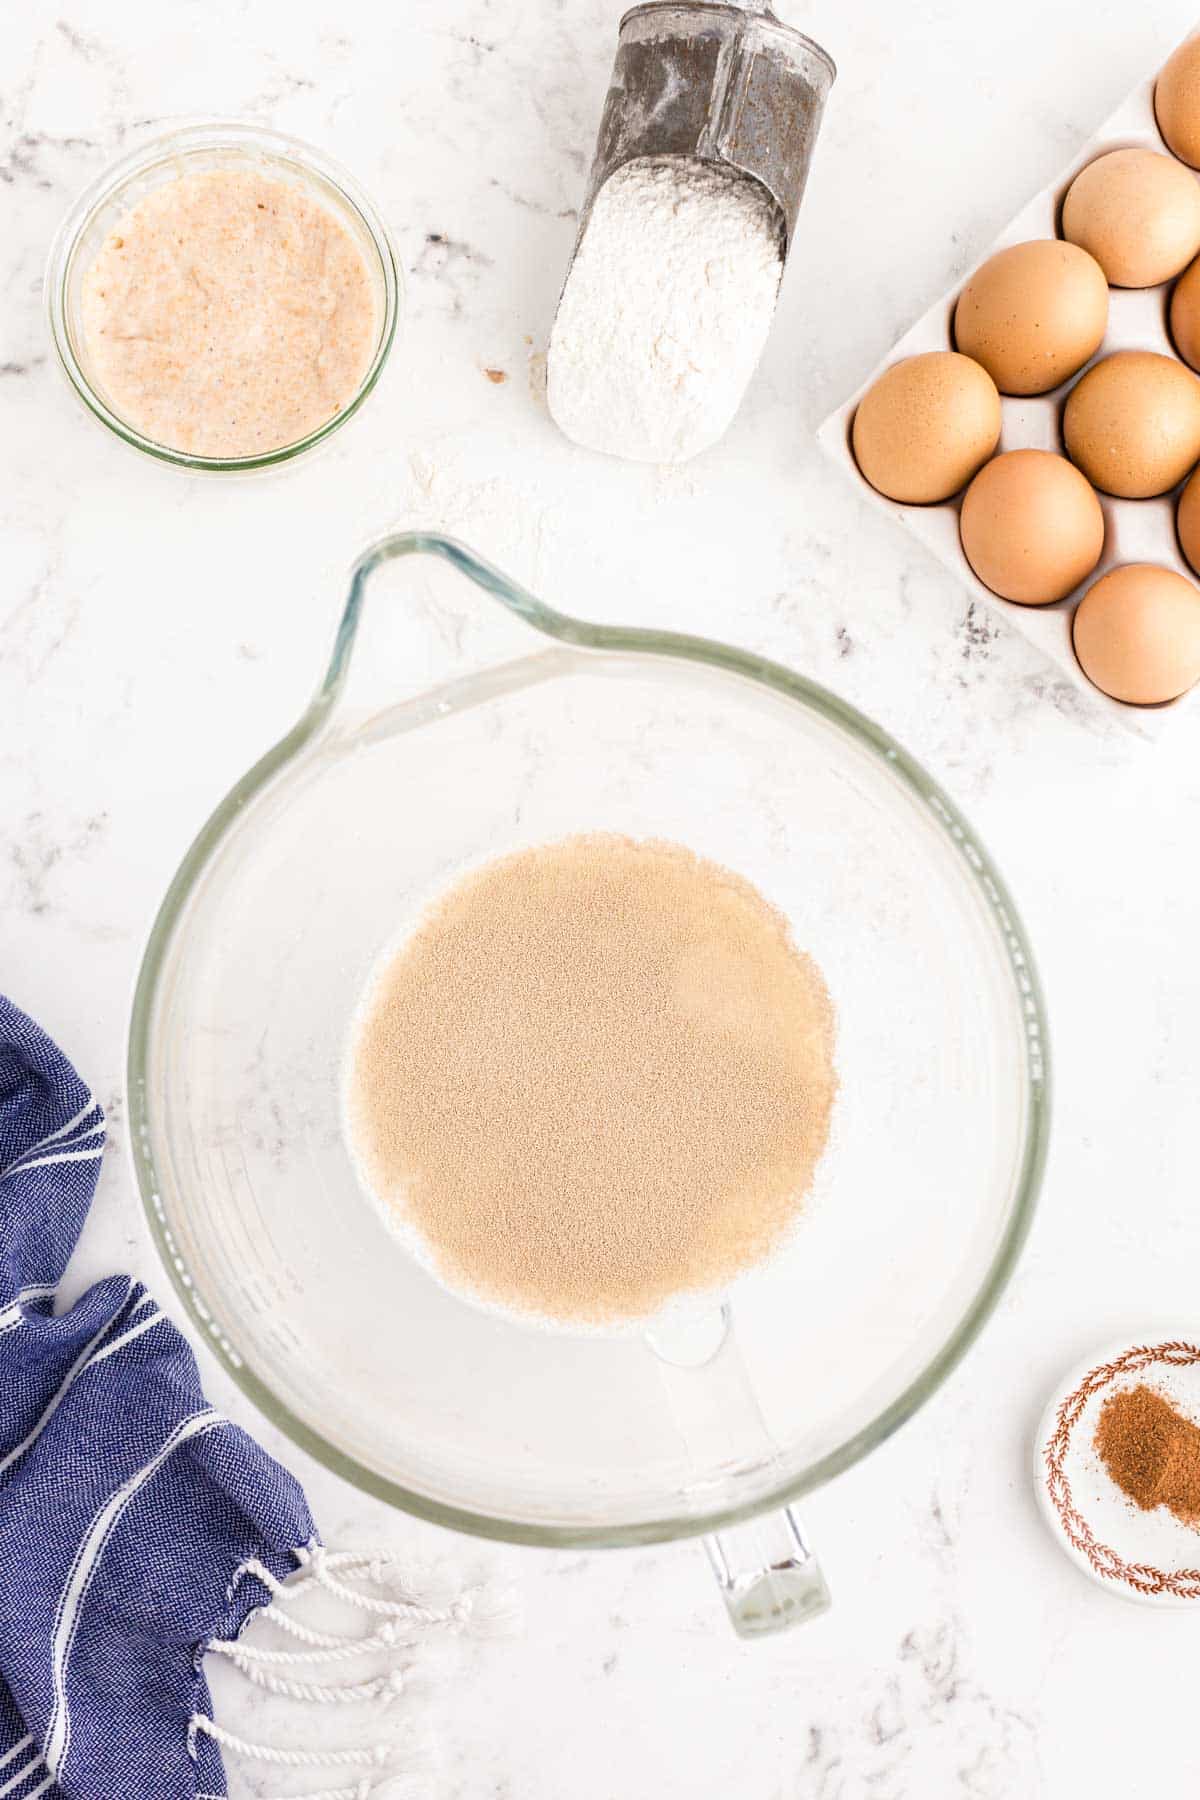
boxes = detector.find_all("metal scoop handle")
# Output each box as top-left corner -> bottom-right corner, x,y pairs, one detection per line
581,1 -> 835,252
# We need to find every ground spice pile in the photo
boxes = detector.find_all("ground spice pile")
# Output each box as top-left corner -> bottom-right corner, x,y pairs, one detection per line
348,834 -> 837,1324
1095,1384 -> 1200,1526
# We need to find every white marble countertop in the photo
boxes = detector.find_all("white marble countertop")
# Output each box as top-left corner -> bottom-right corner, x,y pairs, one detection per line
6,1 -> 1200,1793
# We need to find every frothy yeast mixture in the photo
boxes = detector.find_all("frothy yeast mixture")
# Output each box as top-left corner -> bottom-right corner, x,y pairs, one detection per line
347,835 -> 837,1327
80,168 -> 378,458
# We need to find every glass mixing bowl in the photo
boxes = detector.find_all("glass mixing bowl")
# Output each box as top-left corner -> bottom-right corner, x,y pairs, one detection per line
128,533 -> 1048,1633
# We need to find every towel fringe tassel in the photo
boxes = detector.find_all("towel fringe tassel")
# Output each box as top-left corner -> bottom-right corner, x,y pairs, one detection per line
195,1546 -> 518,1800
188,1714 -> 425,1800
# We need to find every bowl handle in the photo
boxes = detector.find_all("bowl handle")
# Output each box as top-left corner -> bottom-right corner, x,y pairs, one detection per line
647,1305 -> 831,1638
704,1507 -> 830,1638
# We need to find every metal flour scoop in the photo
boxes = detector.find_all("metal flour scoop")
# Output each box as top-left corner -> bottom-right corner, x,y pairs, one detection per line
547,1 -> 837,462
578,0 -> 836,260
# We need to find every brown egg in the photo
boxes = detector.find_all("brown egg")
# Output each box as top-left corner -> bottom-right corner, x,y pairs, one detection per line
954,241 -> 1108,395
1063,350 -> 1200,497
959,450 -> 1104,605
1170,252 -> 1200,370
1061,148 -> 1200,287
1178,465 -> 1200,574
1073,563 -> 1200,702
1156,36 -> 1200,169
851,352 -> 1001,504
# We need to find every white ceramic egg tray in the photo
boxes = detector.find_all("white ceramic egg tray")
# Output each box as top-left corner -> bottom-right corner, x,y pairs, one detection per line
818,34 -> 1200,739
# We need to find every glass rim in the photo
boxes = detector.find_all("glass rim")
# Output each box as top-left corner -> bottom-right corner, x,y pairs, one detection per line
127,530 -> 1050,1548
45,120 -> 401,473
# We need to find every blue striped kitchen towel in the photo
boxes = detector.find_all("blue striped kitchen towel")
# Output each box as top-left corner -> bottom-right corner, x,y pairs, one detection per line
0,996 -> 316,1800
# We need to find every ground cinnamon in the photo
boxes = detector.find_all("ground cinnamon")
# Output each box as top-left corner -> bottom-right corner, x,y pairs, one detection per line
1095,1384 -> 1200,1526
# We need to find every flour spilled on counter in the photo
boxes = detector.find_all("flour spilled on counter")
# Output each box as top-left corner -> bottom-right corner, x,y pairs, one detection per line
345,834 -> 836,1329
547,159 -> 783,465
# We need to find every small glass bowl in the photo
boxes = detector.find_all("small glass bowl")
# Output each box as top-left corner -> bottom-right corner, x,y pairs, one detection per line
45,123 -> 401,474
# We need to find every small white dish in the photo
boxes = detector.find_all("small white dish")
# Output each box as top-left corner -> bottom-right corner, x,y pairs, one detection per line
1034,1334 -> 1200,1607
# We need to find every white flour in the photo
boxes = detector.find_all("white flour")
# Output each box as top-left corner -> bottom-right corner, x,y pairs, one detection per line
547,158 -> 783,465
